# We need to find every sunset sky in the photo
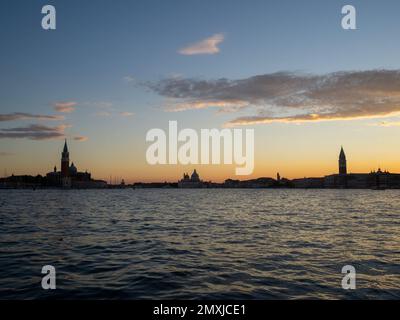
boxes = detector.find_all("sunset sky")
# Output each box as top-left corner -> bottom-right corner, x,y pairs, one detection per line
1,0 -> 400,183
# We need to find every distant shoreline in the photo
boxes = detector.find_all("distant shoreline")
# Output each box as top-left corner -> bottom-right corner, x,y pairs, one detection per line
1,186 -> 398,190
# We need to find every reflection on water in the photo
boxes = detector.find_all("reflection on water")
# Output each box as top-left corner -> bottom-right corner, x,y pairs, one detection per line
0,189 -> 399,299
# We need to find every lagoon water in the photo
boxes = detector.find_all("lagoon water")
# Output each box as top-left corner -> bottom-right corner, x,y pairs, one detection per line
0,189 -> 399,299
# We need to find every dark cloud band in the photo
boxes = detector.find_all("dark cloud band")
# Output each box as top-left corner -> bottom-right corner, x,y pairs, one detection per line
0,124 -> 67,140
0,113 -> 64,122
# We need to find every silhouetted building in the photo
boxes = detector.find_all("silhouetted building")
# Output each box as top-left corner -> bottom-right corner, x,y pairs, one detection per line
178,169 -> 205,188
61,140 -> 71,187
223,177 -> 276,188
292,177 -> 324,188
339,146 -> 347,175
0,174 -> 44,189
4,143 -> 400,190
322,147 -> 400,189
61,140 -> 69,176
46,140 -> 107,188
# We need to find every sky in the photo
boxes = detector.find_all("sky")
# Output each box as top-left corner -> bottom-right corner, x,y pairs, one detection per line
1,0 -> 400,183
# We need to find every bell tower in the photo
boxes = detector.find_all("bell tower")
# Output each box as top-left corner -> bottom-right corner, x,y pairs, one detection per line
61,139 -> 70,177
339,146 -> 347,175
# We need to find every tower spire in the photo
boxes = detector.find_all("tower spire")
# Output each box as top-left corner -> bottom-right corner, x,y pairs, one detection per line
339,146 -> 347,175
61,139 -> 70,178
63,139 -> 68,153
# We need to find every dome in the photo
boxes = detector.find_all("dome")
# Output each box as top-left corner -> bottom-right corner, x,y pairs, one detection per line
69,162 -> 77,175
191,169 -> 200,182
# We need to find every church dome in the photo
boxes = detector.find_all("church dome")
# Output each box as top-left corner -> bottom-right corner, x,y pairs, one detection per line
191,169 -> 200,182
69,162 -> 77,175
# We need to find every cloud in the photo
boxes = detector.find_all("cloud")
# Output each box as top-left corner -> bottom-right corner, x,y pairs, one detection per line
0,152 -> 15,156
83,101 -> 114,109
226,113 -> 400,127
178,33 -> 224,55
73,135 -> 88,142
123,75 -> 135,83
148,70 -> 400,126
119,112 -> 135,117
0,124 -> 69,140
165,100 -> 248,112
96,111 -> 135,118
54,101 -> 77,113
370,120 -> 400,127
83,101 -> 115,117
0,113 -> 64,122
95,111 -> 112,117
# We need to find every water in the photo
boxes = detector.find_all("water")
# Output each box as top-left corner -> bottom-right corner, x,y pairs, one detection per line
0,189 -> 399,299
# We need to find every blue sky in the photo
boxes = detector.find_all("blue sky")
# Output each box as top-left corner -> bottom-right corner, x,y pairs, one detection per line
2,0 -> 400,181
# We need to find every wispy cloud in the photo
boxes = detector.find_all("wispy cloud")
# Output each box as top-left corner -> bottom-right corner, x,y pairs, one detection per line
54,101 -> 77,113
0,124 -> 69,140
73,135 -> 89,142
0,152 -> 15,156
178,33 -> 224,55
370,120 -> 400,127
81,101 -> 116,117
83,101 -> 114,109
96,111 -> 135,118
148,70 -> 400,126
226,113 -> 400,127
119,112 -> 135,117
0,113 -> 64,122
95,111 -> 112,117
123,75 -> 135,83
165,100 -> 248,112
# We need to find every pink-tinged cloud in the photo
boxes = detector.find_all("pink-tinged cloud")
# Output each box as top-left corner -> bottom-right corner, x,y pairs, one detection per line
120,112 -> 135,117
225,112 -> 400,127
54,102 -> 77,113
73,135 -> 89,142
178,33 -> 224,55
